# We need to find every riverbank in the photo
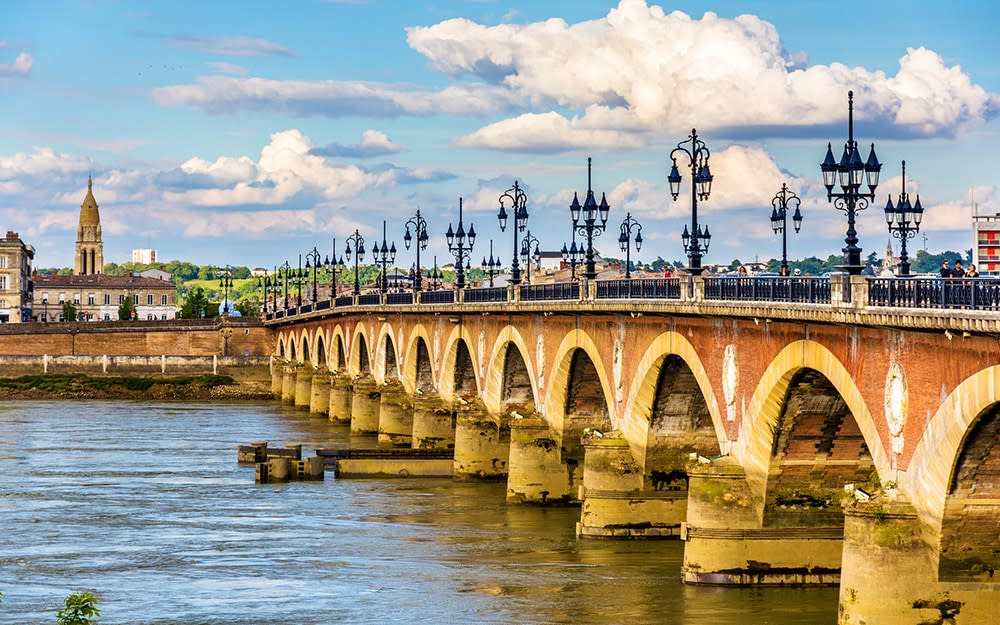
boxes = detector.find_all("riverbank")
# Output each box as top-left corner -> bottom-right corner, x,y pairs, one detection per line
0,373 -> 273,401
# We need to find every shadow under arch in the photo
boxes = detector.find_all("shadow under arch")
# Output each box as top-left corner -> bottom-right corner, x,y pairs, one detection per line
439,324 -> 483,405
277,336 -> 286,359
622,331 -> 724,471
330,326 -> 347,372
314,331 -> 327,369
481,325 -> 537,416
737,340 -> 885,517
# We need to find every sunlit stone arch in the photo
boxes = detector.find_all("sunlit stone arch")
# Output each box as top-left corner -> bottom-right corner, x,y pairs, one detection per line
621,331 -> 725,471
374,321 -> 401,384
545,328 -> 616,433
438,324 -> 481,404
329,325 -> 347,372
349,322 -> 371,376
736,339 -> 885,509
480,325 -> 538,415
402,323 -> 434,395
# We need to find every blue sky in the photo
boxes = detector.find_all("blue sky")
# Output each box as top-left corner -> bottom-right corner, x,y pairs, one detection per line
2,0 -> 999,271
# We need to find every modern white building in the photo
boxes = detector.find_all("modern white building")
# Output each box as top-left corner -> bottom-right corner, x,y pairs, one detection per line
131,248 -> 157,264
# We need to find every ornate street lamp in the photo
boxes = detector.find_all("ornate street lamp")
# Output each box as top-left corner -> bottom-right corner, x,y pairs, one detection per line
294,254 -> 304,306
520,230 -> 540,283
373,220 -> 397,294
344,229 -> 366,296
325,237 -> 345,298
427,256 -> 443,291
668,128 -> 713,275
570,158 -> 610,280
820,90 -> 882,275
278,260 -> 291,310
304,247 -> 322,302
446,197 -> 476,289
498,180 -> 529,284
219,266 -> 233,315
618,213 -> 643,279
256,272 -> 269,314
482,239 -> 500,287
770,183 -> 803,276
403,208 -> 429,291
561,236 -> 581,280
884,161 -> 923,277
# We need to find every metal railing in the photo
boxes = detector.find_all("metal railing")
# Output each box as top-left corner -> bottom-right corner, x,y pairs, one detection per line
868,277 -> 1000,310
357,294 -> 381,306
520,282 -> 579,301
299,303 -> 313,314
386,292 -> 414,306
334,296 -> 354,308
597,278 -> 681,300
464,286 -> 508,303
315,300 -> 331,311
420,290 -> 455,304
704,276 -> 831,304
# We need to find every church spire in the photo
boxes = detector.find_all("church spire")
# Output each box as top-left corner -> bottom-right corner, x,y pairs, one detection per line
75,174 -> 104,275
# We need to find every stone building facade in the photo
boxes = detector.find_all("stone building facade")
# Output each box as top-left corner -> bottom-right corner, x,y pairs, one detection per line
0,231 -> 35,323
33,176 -> 176,322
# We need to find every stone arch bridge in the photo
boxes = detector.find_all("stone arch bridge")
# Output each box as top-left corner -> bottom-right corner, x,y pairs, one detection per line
267,275 -> 999,625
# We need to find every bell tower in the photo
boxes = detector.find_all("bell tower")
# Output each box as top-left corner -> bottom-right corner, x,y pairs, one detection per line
74,175 -> 104,275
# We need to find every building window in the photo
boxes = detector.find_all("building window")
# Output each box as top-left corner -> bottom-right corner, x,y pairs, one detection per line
73,294 -> 80,305
161,294 -> 168,305
42,293 -> 48,304
59,293 -> 66,303
88,294 -> 95,306
161,314 -> 167,320
104,314 -> 111,321
0,276 -> 7,290
0,256 -> 7,268
147,314 -> 154,320
133,294 -> 139,305
147,294 -> 153,305
118,294 -> 124,305
104,294 -> 110,305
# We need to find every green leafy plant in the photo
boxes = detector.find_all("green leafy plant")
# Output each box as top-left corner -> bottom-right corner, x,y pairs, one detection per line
57,591 -> 100,625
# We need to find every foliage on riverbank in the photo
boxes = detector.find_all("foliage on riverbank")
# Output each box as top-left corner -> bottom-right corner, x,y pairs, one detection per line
0,373 -> 259,400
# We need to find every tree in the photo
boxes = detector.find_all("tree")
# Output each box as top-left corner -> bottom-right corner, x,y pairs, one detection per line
57,591 -> 100,625
179,287 -> 210,319
118,295 -> 136,321
236,296 -> 260,318
61,301 -> 77,322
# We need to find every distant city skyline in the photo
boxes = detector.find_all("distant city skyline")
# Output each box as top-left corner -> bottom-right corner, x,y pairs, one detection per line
2,0 -> 999,270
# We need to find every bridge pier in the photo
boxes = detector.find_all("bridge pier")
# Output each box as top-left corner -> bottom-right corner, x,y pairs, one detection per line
294,368 -> 313,408
377,382 -> 413,447
350,376 -> 380,434
681,457 -> 841,585
328,374 -> 352,424
577,434 -> 686,537
453,400 -> 509,480
270,359 -> 284,398
309,371 -> 330,415
507,417 -> 574,504
280,364 -> 296,404
411,392 -> 454,450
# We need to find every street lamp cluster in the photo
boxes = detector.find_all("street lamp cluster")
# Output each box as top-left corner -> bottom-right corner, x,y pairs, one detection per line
256,91 -> 928,308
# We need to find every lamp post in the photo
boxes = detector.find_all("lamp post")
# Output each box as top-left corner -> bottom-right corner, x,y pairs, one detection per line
668,128 -> 713,275
618,213 -> 643,279
305,247 -> 322,302
820,90 -> 882,275
570,158 -> 610,280
218,266 -> 233,316
373,220 -> 397,294
325,237 -> 345,298
294,254 -> 304,306
427,256 -> 443,291
560,235 -> 581,280
403,208 -> 429,291
884,160 -> 923,277
344,229 -> 366,295
446,197 -> 476,289
498,180 -> 529,284
278,260 -> 291,310
520,230 -> 540,283
482,240 -> 500,287
769,183 -> 803,276
256,273 -> 269,315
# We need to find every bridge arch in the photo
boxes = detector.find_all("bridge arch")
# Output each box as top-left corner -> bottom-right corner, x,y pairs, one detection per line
314,330 -> 327,369
481,325 -> 537,415
330,326 -> 347,372
375,322 -> 400,383
737,340 -> 885,516
277,335 -> 286,359
906,364 -> 1000,580
622,331 -> 724,471
439,325 -> 481,403
350,323 -> 372,376
402,324 -> 435,395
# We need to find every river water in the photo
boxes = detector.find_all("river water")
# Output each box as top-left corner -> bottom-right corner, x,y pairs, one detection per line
0,401 -> 838,624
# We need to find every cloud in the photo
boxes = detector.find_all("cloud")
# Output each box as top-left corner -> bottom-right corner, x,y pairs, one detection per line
0,147 -> 91,178
0,50 -> 33,76
152,76 -> 523,117
455,111 -> 646,153
207,61 -> 249,76
407,0 -> 999,148
148,34 -> 293,57
311,130 -> 403,158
